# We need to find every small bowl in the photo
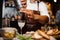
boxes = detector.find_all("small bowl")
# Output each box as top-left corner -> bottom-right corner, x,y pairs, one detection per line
2,27 -> 16,39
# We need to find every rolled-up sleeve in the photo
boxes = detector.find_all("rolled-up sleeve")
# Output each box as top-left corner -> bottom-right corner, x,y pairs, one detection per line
39,2 -> 50,22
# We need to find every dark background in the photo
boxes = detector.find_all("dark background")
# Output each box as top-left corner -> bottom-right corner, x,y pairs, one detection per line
0,0 -> 2,28
46,0 -> 60,16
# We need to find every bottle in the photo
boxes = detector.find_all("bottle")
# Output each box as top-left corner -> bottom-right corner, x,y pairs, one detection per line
10,15 -> 15,27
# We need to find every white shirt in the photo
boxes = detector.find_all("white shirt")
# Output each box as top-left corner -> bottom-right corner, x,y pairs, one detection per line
26,0 -> 50,22
27,0 -> 38,11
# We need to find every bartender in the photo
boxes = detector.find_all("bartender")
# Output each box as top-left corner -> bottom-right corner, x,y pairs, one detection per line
19,0 -> 50,34
13,0 -> 50,34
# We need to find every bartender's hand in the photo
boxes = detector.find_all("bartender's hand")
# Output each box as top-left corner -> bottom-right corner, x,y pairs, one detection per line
20,8 -> 49,24
20,8 -> 34,19
20,8 -> 40,20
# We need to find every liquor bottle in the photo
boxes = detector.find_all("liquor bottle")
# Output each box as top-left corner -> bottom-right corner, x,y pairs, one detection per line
10,15 -> 15,27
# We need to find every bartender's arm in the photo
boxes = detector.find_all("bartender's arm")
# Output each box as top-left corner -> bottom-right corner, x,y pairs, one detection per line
20,8 -> 49,24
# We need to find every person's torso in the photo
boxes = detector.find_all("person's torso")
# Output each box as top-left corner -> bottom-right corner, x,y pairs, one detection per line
25,0 -> 47,31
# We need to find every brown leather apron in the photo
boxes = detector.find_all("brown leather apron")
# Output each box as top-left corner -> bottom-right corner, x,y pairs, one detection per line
22,11 -> 41,33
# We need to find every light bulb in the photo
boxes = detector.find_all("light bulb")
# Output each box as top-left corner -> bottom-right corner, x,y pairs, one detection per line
54,0 -> 57,2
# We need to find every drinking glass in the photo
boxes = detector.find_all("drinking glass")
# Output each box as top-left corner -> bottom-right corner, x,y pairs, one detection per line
18,20 -> 25,35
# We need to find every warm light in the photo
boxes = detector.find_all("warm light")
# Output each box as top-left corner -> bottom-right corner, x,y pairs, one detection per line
54,0 -> 57,2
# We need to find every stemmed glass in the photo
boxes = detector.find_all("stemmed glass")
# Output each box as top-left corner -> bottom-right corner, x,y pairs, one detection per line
18,20 -> 25,35
18,13 -> 25,35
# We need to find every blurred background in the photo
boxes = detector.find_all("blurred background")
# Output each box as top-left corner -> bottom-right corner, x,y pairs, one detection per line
0,0 -> 60,40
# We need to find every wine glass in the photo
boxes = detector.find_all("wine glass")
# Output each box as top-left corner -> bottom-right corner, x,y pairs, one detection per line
18,20 -> 25,35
